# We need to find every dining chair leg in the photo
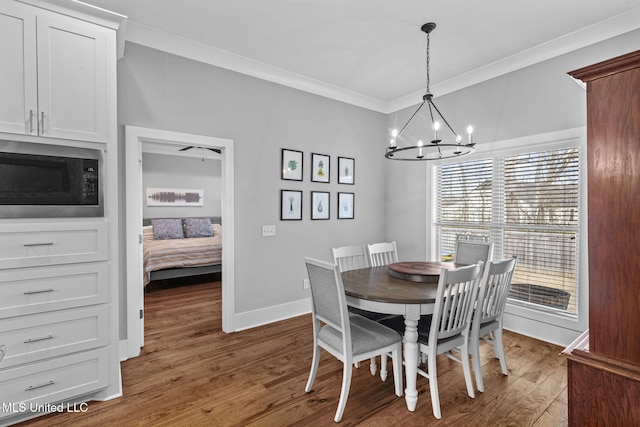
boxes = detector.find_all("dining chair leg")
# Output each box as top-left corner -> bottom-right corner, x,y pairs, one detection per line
494,328 -> 509,375
335,360 -> 353,422
369,357 -> 377,375
427,354 -> 441,419
471,338 -> 485,393
461,341 -> 475,398
305,341 -> 321,393
391,345 -> 403,397
380,354 -> 388,381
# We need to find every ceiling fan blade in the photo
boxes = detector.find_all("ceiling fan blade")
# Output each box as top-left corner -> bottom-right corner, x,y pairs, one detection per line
206,148 -> 222,154
179,146 -> 194,151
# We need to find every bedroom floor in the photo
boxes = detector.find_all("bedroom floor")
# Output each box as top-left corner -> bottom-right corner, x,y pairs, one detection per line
18,278 -> 568,426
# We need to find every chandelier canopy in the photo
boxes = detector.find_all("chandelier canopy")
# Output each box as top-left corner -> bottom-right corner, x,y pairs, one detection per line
386,22 -> 475,161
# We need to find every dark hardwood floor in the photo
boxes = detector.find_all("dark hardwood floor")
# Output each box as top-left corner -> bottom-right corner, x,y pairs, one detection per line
18,278 -> 568,426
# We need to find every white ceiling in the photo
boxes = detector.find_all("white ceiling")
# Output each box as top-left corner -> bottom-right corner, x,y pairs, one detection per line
82,0 -> 640,112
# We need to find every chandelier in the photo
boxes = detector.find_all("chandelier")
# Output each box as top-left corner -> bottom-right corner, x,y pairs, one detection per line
386,22 -> 475,161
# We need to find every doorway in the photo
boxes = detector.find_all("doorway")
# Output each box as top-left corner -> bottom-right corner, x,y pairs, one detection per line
124,126 -> 235,358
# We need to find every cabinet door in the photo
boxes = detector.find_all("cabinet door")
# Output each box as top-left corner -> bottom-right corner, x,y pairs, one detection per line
0,4 -> 38,135
36,14 -> 108,143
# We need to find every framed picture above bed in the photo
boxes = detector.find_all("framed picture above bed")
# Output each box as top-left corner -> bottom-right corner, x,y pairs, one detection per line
146,187 -> 204,206
281,190 -> 302,220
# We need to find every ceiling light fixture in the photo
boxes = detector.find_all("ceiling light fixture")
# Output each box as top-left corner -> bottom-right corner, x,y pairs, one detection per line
386,22 -> 475,161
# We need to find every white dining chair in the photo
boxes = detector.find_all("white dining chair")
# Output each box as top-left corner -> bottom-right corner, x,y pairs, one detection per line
332,244 -> 387,375
332,245 -> 369,272
417,262 -> 483,419
367,241 -> 399,267
470,256 -> 517,392
454,241 -> 493,265
304,257 -> 403,423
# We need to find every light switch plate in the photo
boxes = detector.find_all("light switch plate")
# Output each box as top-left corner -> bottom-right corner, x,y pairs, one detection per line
262,225 -> 276,237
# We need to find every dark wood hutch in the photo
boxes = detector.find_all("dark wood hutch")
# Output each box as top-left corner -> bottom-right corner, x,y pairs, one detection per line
565,50 -> 640,426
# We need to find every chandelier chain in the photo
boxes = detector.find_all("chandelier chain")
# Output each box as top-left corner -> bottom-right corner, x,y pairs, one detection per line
426,32 -> 431,94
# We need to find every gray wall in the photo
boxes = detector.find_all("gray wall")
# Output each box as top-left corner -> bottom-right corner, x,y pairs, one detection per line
115,28 -> 639,339
117,42 -> 387,328
141,152 -> 221,219
386,29 -> 640,260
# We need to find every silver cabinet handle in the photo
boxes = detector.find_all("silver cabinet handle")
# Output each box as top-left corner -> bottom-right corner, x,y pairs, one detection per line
24,335 -> 54,344
40,111 -> 45,134
29,109 -> 34,133
23,289 -> 54,295
25,380 -> 55,392
23,242 -> 54,247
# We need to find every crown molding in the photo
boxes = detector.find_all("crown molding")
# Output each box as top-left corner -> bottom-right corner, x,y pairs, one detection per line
124,21 -> 388,113
387,7 -> 640,113
120,7 -> 640,115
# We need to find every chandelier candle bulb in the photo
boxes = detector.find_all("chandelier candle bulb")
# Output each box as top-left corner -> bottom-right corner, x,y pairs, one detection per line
433,121 -> 440,142
467,125 -> 473,144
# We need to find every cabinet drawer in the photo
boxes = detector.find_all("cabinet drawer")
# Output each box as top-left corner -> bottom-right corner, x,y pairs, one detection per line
0,347 -> 108,419
0,263 -> 107,318
0,305 -> 108,368
0,222 -> 107,269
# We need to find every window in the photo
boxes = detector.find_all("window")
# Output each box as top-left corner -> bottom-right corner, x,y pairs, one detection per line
434,146 -> 580,315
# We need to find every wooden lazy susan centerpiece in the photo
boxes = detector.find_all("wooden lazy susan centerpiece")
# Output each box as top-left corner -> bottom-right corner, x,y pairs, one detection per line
387,261 -> 457,283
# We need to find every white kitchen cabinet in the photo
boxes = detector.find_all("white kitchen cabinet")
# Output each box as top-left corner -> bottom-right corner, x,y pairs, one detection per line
0,1 -> 109,143
0,1 -> 123,425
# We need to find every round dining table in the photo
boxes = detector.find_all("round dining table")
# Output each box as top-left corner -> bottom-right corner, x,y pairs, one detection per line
340,261 -> 463,412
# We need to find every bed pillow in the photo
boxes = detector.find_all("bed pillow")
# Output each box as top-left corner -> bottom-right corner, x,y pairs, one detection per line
183,217 -> 213,238
152,219 -> 184,240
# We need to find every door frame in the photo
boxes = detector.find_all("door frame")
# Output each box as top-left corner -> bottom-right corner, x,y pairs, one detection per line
125,125 -> 235,358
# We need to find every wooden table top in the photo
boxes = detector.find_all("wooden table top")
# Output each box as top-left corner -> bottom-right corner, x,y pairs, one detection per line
341,262 -> 459,305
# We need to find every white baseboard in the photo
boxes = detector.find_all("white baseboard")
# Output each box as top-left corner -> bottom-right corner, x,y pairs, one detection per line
230,298 -> 311,332
503,312 -> 584,347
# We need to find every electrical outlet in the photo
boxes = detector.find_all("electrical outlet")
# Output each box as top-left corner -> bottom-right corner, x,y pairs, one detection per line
303,279 -> 310,290
262,225 -> 276,237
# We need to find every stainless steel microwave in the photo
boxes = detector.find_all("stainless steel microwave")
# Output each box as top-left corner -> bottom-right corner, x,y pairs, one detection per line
0,141 -> 103,218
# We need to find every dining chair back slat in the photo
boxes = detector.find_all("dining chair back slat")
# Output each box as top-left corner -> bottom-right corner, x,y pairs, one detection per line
454,241 -> 493,265
332,245 -> 369,272
367,241 -> 399,267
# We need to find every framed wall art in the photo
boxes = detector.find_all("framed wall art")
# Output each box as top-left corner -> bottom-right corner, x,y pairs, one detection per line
337,192 -> 354,219
338,157 -> 355,184
311,191 -> 330,220
146,187 -> 204,206
311,153 -> 330,183
281,149 -> 303,181
281,190 -> 303,220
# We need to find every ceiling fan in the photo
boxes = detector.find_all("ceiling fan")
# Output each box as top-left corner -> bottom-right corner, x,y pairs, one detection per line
179,146 -> 221,154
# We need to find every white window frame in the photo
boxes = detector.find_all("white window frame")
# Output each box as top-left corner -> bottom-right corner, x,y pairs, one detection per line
426,128 -> 588,346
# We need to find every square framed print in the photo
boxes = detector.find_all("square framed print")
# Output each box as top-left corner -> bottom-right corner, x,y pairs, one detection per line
337,192 -> 354,219
311,191 -> 330,220
311,153 -> 330,183
281,149 -> 303,181
338,157 -> 355,184
281,190 -> 303,220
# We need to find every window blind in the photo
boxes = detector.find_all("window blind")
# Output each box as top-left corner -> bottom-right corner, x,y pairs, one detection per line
435,147 -> 580,314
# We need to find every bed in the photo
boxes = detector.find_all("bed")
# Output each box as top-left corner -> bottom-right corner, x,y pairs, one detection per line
142,217 -> 222,286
